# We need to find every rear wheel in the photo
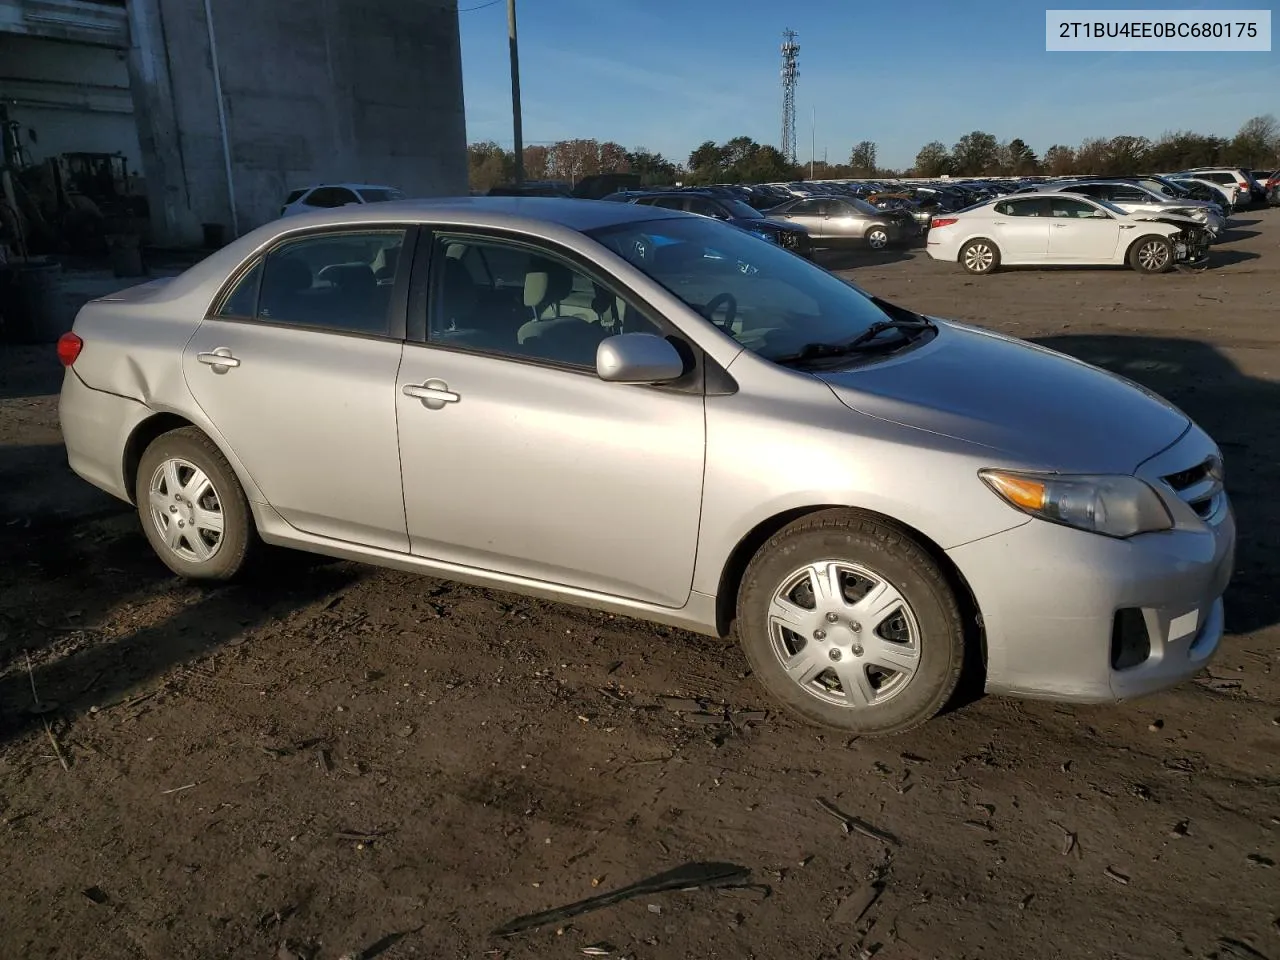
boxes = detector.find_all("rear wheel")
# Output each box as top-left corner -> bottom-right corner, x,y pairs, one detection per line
960,238 -> 999,274
1129,235 -> 1174,274
135,427 -> 255,580
865,226 -> 890,250
735,510 -> 965,735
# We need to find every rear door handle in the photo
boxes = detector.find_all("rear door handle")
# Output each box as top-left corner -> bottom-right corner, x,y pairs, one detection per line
197,348 -> 240,370
403,379 -> 460,408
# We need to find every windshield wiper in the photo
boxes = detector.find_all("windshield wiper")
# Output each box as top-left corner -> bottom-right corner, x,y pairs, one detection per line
773,316 -> 935,366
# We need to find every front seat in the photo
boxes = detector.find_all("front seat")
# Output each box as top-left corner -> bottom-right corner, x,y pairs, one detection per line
517,260 -> 605,365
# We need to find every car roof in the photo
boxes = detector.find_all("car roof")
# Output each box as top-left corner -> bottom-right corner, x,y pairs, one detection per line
144,197 -> 689,304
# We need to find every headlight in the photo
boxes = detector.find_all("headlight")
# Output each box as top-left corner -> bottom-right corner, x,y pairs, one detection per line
979,469 -> 1172,538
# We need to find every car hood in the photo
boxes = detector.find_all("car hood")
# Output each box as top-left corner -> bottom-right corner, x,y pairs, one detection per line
817,320 -> 1190,474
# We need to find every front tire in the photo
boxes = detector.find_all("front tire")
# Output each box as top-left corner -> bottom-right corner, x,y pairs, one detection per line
960,238 -> 999,274
135,427 -> 255,580
736,510 -> 965,736
865,226 -> 890,250
1128,235 -> 1173,274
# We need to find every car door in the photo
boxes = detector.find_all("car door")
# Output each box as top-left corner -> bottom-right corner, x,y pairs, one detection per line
776,199 -> 827,239
394,229 -> 706,607
823,199 -> 869,239
1046,196 -> 1122,261
988,198 -> 1050,260
182,226 -> 413,551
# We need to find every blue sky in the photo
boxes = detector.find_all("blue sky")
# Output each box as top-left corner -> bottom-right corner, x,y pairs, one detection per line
457,0 -> 1277,170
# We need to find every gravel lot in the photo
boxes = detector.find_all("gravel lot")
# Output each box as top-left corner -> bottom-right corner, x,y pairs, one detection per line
2,212 -> 1278,960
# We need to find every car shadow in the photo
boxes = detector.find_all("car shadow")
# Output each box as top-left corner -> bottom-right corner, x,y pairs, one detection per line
814,246 -> 922,271
1205,249 -> 1261,267
0,345 -> 64,400
0,439 -> 365,749
1217,229 -> 1260,243
1029,333 -> 1278,636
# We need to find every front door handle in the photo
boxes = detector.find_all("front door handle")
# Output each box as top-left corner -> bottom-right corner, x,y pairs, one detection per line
197,348 -> 240,371
403,379 -> 460,409
991,220 -> 1007,225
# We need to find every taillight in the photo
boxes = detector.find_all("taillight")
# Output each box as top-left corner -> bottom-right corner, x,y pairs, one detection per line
931,217 -> 958,229
57,331 -> 83,366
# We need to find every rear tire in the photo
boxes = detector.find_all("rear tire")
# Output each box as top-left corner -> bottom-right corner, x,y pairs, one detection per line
1128,235 -> 1174,274
735,510 -> 965,736
135,427 -> 255,580
959,238 -> 999,274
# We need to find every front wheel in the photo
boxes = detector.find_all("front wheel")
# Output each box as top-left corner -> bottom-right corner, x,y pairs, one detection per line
865,226 -> 890,250
960,238 -> 999,274
735,510 -> 965,735
135,427 -> 255,580
1129,235 -> 1174,274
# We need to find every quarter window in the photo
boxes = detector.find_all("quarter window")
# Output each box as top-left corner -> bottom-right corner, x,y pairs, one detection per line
221,229 -> 407,336
428,236 -> 663,369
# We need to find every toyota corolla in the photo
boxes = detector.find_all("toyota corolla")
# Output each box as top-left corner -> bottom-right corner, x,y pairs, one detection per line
57,197 -> 1235,735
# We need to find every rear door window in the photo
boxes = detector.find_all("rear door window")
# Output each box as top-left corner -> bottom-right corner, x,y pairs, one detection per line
239,229 -> 409,336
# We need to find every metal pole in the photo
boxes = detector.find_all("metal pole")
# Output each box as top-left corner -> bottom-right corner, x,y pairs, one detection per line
810,106 -> 815,179
508,0 -> 524,185
202,0 -> 238,238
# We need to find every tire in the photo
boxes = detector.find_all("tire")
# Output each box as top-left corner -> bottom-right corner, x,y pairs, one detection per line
735,510 -> 965,736
865,226 -> 890,250
959,238 -> 999,274
1128,235 -> 1174,274
134,426 -> 255,580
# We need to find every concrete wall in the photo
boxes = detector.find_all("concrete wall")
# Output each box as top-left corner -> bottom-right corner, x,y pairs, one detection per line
127,0 -> 467,246
0,32 -> 141,169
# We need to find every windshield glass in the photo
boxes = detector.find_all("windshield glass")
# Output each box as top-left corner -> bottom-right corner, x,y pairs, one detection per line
1091,196 -> 1129,216
720,198 -> 765,219
585,216 -> 898,362
846,197 -> 882,216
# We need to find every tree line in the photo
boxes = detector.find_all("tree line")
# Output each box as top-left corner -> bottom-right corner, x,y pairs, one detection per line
468,114 -> 1279,190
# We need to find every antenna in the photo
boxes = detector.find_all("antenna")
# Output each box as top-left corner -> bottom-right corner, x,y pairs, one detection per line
780,29 -> 799,166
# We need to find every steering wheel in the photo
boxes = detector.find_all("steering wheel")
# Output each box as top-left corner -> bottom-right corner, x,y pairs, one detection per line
702,292 -> 738,331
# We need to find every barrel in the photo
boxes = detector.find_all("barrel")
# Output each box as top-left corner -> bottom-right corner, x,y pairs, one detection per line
0,256 -> 65,344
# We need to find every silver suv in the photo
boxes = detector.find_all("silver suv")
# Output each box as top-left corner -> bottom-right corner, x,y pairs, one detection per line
56,198 -> 1236,735
1035,180 -> 1225,237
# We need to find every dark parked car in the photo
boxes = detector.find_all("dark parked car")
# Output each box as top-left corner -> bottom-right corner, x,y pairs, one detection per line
625,191 -> 813,257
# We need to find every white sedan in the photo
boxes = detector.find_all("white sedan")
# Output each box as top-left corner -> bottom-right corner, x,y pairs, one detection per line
925,192 -> 1211,275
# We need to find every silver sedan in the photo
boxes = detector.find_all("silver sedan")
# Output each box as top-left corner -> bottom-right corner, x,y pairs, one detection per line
57,197 -> 1235,735
765,196 -> 916,249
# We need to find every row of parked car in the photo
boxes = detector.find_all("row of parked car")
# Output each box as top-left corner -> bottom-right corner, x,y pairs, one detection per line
275,165 -> 1277,275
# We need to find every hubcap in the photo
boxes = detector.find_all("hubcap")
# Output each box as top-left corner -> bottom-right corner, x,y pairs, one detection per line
964,243 -> 993,272
148,457 -> 224,563
1138,241 -> 1169,270
767,561 -> 920,709
869,230 -> 888,249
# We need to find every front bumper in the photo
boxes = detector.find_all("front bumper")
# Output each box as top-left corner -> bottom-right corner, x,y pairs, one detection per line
947,430 -> 1235,703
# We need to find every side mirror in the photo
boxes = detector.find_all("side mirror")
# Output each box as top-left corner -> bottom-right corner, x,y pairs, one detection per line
596,333 -> 685,384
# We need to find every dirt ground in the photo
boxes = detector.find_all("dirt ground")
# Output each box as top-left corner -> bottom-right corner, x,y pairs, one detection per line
2,212 -> 1279,960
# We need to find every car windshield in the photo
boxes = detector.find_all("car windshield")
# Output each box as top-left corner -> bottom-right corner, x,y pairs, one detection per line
846,198 -> 881,216
1091,196 -> 1129,216
585,216 -> 903,362
720,198 -> 766,219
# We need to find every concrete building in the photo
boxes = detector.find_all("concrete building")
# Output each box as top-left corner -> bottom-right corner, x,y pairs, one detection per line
2,0 -> 467,247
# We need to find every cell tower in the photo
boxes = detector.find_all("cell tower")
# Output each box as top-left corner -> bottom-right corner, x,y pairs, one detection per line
780,28 -> 799,165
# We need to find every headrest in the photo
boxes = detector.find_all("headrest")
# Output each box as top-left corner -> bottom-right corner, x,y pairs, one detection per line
523,259 -> 574,309
319,262 -> 375,291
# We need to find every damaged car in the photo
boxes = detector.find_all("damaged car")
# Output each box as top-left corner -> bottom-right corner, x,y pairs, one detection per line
926,193 -> 1210,275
